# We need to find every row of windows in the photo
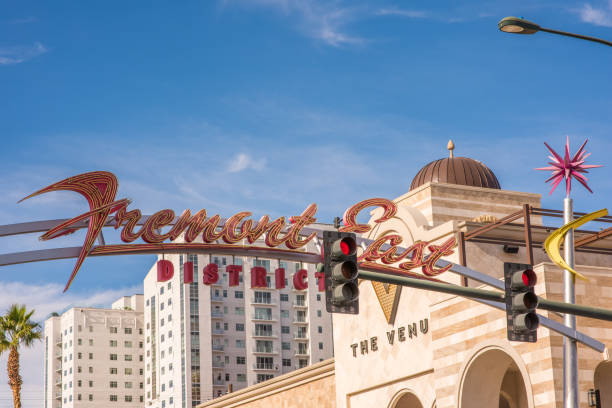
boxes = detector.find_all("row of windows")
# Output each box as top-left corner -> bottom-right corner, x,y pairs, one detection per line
109,354 -> 142,361
63,394 -> 142,403
61,325 -> 142,337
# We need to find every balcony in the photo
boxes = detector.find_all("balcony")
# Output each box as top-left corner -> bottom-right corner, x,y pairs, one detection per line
212,361 -> 225,369
211,344 -> 224,352
211,328 -> 224,336
292,301 -> 307,309
55,392 -> 62,399
250,298 -> 276,306
211,311 -> 224,319
293,333 -> 308,340
55,338 -> 62,346
253,348 -> 278,355
295,350 -> 309,357
55,365 -> 62,373
251,314 -> 275,322
252,331 -> 276,338
211,295 -> 224,302
293,316 -> 308,325
55,378 -> 62,386
212,379 -> 225,386
253,364 -> 277,371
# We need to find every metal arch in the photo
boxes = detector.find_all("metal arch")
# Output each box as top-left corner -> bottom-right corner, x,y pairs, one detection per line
0,218 -> 606,351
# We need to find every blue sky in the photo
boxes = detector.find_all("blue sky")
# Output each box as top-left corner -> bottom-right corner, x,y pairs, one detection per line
1,0 -> 611,404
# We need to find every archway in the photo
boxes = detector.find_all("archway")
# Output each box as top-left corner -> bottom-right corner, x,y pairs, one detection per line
594,360 -> 612,407
459,348 -> 529,408
390,391 -> 424,408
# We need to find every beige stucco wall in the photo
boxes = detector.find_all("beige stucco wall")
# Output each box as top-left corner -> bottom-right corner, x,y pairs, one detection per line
197,359 -> 335,408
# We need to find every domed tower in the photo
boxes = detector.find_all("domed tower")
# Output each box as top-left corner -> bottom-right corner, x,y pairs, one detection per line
410,140 -> 501,191
394,140 -> 540,227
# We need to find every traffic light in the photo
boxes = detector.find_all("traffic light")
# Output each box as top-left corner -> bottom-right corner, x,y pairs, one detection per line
322,230 -> 359,314
504,263 -> 539,342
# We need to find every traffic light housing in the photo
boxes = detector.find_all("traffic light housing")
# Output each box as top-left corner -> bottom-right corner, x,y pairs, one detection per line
322,230 -> 359,314
504,263 -> 539,342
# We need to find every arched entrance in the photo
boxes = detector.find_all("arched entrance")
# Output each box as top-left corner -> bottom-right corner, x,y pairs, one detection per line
594,360 -> 612,406
459,348 -> 531,408
389,390 -> 424,408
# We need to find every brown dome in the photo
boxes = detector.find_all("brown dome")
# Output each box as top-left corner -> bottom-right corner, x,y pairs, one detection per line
410,156 -> 501,191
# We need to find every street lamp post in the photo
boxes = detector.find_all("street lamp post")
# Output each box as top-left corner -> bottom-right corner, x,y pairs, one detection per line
498,16 -> 612,47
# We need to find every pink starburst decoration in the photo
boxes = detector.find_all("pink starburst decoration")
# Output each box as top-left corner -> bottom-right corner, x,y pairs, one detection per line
535,136 -> 602,196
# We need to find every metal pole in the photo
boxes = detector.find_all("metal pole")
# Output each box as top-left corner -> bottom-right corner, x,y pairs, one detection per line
564,197 -> 578,408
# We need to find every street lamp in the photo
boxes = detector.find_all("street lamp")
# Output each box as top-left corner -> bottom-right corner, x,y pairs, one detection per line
498,16 -> 612,47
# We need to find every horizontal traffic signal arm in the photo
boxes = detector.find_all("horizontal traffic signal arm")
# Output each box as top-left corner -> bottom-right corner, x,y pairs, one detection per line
357,267 -> 612,323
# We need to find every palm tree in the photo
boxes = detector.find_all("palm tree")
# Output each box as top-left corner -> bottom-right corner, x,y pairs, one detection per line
0,305 -> 42,408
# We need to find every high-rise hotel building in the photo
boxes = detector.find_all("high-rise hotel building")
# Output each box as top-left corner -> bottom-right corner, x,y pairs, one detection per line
143,238 -> 334,407
43,294 -> 145,408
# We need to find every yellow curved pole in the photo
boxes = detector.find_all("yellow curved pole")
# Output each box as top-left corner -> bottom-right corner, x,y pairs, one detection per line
544,208 -> 608,281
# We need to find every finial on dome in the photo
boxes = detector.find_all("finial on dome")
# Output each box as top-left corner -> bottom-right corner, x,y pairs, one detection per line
447,139 -> 455,158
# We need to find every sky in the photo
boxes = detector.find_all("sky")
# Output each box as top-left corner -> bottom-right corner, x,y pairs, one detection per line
1,0 -> 611,405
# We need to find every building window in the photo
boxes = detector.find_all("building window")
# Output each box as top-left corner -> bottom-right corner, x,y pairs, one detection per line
282,342 -> 290,350
110,354 -> 117,361
110,327 -> 118,334
318,326 -> 323,333
235,307 -> 244,316
125,328 -> 132,335
237,374 -> 246,382
89,394 -> 93,401
77,366 -> 81,373
223,290 -> 227,298
88,353 -> 93,359
110,340 -> 117,347
317,310 -> 322,317
235,291 -> 244,299
280,294 -> 289,302
110,381 -> 117,388
167,281 -> 172,289
316,294 -> 321,301
88,381 -> 93,387
125,395 -> 132,402
77,338 -> 82,345
125,354 -> 132,361
236,356 -> 245,365
89,366 -> 93,374
282,358 -> 291,367
160,303 -> 164,311
280,310 -> 289,318
77,352 -> 82,359
77,380 -> 82,387
160,286 -> 164,295
88,339 -> 93,346
236,340 -> 245,348
125,341 -> 132,348
281,326 -> 290,334
110,395 -> 117,401
167,314 -> 172,322
319,342 -> 323,350
125,368 -> 132,375
110,368 -> 117,374
125,382 -> 132,389
235,323 -> 244,332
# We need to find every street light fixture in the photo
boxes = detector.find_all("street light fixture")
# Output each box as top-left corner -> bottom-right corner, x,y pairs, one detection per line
498,16 -> 612,47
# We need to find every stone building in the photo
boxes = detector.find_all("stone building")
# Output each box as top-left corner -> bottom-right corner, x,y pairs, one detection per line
199,142 -> 612,408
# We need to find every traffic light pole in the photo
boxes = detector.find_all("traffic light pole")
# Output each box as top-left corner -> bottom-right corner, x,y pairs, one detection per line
357,269 -> 612,322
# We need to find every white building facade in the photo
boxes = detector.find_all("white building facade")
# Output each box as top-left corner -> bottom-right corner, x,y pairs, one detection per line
43,294 -> 145,408
143,242 -> 334,408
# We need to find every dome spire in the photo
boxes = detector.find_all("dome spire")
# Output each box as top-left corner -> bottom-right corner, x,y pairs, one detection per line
447,139 -> 455,158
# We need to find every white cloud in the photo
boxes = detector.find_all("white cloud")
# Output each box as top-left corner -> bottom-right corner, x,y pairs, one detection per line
376,8 -> 427,18
227,153 -> 266,172
224,0 -> 365,46
0,42 -> 47,66
577,2 -> 612,27
0,282 -> 142,408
